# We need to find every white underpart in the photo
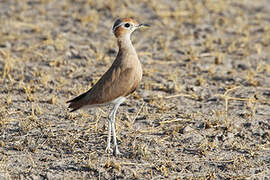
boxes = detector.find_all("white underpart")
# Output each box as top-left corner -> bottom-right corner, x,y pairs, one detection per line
111,96 -> 126,105
82,96 -> 126,110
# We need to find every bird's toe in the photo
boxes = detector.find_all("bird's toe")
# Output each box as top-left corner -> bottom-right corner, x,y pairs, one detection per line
105,146 -> 113,154
113,146 -> 121,156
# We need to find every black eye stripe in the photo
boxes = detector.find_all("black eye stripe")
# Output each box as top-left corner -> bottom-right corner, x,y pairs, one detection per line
124,23 -> 130,28
113,19 -> 122,31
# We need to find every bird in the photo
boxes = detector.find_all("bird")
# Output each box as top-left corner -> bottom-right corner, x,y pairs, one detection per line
67,18 -> 149,156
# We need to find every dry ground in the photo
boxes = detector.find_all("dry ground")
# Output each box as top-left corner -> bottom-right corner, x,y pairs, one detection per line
0,0 -> 270,179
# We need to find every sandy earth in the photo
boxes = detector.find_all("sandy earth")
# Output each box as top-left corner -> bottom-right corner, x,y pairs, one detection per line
0,0 -> 270,179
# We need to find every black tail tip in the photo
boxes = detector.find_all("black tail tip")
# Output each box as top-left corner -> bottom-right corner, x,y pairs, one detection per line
67,102 -> 78,112
69,108 -> 78,113
66,99 -> 72,103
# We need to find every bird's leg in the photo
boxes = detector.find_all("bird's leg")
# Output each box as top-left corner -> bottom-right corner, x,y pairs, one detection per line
110,103 -> 121,156
105,114 -> 112,153
106,107 -> 116,153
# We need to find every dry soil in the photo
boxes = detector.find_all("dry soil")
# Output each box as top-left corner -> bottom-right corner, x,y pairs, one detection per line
0,0 -> 270,179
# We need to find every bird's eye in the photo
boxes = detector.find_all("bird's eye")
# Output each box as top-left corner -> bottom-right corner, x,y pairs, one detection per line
124,23 -> 130,28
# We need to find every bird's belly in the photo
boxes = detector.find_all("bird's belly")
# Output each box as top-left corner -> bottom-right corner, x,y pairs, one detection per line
82,96 -> 126,110
111,96 -> 126,105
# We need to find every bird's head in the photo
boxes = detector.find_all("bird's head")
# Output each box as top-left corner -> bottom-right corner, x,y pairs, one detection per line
112,18 -> 149,38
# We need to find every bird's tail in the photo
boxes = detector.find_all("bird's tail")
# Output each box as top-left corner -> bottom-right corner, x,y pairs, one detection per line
67,92 -> 88,112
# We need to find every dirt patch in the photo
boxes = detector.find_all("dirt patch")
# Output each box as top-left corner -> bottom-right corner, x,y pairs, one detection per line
0,0 -> 269,179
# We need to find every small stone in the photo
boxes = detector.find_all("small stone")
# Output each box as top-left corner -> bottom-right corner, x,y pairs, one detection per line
183,126 -> 194,133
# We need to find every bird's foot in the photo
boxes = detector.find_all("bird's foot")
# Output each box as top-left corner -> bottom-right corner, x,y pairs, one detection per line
105,146 -> 112,153
113,146 -> 121,156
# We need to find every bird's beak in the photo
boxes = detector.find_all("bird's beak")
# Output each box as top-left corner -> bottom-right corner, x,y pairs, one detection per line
137,23 -> 150,29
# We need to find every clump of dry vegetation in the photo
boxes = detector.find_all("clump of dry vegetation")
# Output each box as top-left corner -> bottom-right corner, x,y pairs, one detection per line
0,0 -> 269,179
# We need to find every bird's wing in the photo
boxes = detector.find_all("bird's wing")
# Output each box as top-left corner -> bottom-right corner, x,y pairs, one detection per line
88,66 -> 137,104
67,65 -> 139,111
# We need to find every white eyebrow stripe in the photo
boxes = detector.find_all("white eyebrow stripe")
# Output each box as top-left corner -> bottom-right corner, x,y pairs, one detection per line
113,22 -> 125,32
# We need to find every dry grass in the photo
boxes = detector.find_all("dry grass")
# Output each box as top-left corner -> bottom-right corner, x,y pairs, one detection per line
0,0 -> 270,179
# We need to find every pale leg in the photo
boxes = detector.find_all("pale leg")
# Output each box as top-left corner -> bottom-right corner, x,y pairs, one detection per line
105,117 -> 112,153
111,103 -> 121,156
105,97 -> 125,155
